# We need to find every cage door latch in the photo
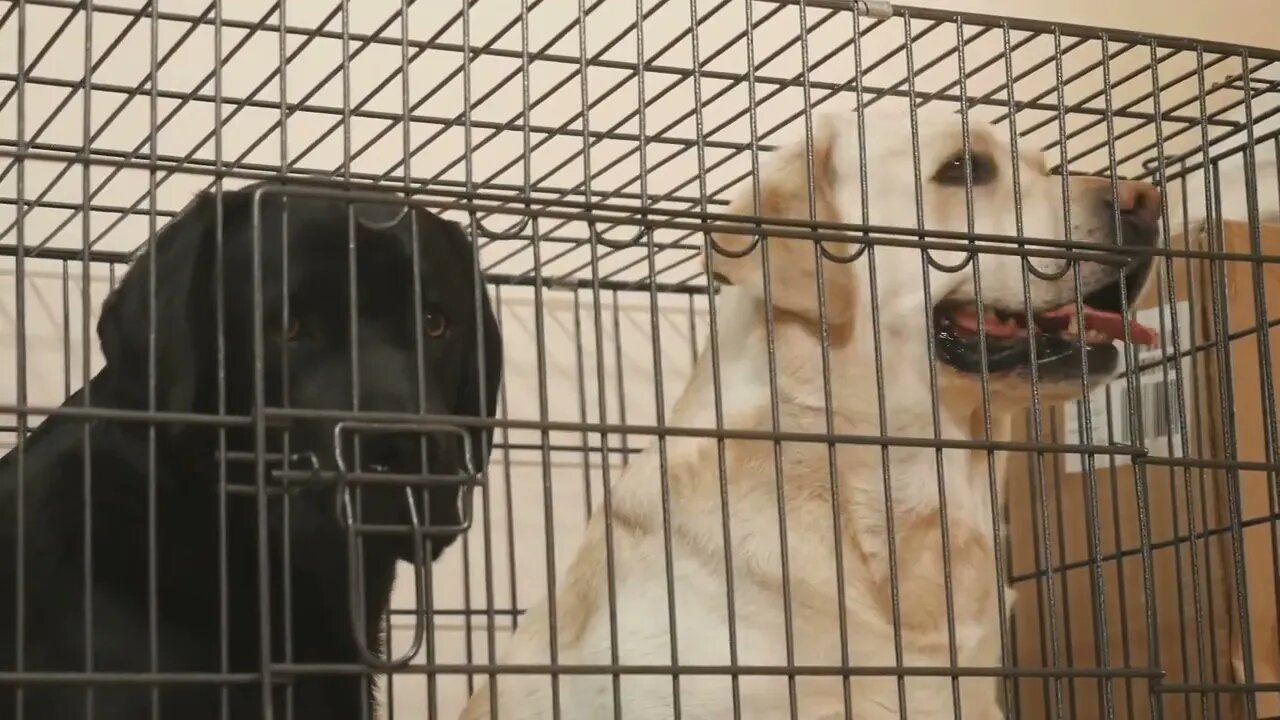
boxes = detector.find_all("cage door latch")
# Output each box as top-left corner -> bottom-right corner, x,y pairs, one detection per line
856,0 -> 893,18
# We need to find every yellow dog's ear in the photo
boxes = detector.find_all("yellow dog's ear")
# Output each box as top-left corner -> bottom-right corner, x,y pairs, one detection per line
706,115 -> 857,332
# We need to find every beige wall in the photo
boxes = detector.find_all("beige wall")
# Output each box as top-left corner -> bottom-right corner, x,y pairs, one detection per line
2,1 -> 1279,719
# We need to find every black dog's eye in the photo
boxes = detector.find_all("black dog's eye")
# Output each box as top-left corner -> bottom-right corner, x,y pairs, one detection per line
933,151 -> 998,186
425,311 -> 449,339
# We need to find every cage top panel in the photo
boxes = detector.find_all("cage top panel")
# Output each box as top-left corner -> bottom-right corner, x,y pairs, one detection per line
2,0 -> 1279,292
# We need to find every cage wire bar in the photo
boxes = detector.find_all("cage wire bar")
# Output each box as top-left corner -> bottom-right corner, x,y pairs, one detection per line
2,0 -> 1280,719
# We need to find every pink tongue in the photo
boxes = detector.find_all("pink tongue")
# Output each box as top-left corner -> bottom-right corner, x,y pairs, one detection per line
1041,305 -> 1160,346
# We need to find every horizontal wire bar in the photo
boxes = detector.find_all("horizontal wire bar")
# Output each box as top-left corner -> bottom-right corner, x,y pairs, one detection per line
0,664 -> 1164,683
387,607 -> 525,617
0,672 -> 271,685
0,142 -> 718,222
7,161 -> 1272,268
0,402 -> 1149,456
0,243 -> 709,293
270,661 -> 1165,679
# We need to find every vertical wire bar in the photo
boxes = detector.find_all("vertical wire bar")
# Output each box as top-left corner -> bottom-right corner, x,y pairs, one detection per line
852,9 -> 910,718
798,3 -> 851,718
530,250 -> 560,713
1191,72 -> 1227,715
950,19 -> 993,719
1210,163 -> 1233,719
397,0 -> 451,705
579,56 -> 626,719
11,1 -> 28,716
78,4 -> 97,716
457,1 -> 499,699
703,2 -> 763,714
1100,68 -> 1157,710
1093,33 -> 1125,720
337,5 -> 382,715
1047,418 -> 1079,720
397,0 -> 422,707
627,5 -> 684,715
146,2 -> 161,716
1055,31 -> 1098,716
1025,414 -> 1055,718
1100,382 -> 1137,720
572,0 -> 624,706
999,19 -> 1033,713
1140,37 -> 1189,720
491,285 -> 518,714
1235,53 -> 1270,720
1182,51 -> 1223,717
524,0 -> 563,701
61,262 -> 70,400
573,294 -> 593,520
1271,137 -> 1280,703
1206,143 -> 1259,720
402,140 -> 428,720
1044,23 -> 1085,717
211,1 -> 230,717
687,295 -> 699,381
249,188 -> 274,720
901,11 -> 965,719
747,3 -> 799,717
213,9 -> 231,708
1172,161 -> 1213,720
504,2 -> 557,718
991,19 -> 1027,716
612,291 -> 631,467
276,4 -> 297,718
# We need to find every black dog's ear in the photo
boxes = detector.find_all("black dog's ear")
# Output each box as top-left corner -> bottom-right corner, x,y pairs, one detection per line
97,189 -> 245,419
449,222 -> 503,473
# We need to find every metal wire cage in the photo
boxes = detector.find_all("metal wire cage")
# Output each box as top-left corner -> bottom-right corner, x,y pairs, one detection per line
2,1 -> 1280,719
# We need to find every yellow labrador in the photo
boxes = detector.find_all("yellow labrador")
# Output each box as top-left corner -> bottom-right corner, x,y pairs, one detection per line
460,106 -> 1161,720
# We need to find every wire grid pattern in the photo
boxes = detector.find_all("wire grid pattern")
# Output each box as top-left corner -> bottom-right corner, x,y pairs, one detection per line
2,1 -> 1280,719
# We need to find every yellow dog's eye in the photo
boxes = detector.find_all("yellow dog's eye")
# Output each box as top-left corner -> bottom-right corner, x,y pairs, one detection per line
933,151 -> 998,187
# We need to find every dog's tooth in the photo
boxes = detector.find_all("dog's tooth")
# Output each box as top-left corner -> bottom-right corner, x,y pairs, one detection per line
1066,315 -> 1079,336
1084,329 -> 1107,344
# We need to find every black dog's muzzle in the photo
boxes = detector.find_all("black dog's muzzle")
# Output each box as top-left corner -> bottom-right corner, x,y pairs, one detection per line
215,418 -> 482,669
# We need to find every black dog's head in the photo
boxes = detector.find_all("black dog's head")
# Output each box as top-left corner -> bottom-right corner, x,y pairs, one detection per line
96,180 -> 503,562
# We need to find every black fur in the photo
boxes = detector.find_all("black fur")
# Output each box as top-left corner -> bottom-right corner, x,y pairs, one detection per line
0,181 -> 503,720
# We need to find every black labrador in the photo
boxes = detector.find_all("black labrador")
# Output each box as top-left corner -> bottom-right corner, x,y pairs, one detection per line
0,181 -> 503,720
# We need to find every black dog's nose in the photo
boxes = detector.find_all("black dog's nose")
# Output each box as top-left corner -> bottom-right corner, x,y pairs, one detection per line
358,432 -> 464,476
359,435 -> 421,472
1107,180 -> 1162,242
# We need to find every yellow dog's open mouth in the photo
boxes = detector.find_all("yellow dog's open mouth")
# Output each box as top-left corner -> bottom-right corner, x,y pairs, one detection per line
940,301 -> 1158,347
932,259 -> 1156,377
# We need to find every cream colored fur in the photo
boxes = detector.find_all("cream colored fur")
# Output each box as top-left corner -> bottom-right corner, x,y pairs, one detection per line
459,106 -> 1158,720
